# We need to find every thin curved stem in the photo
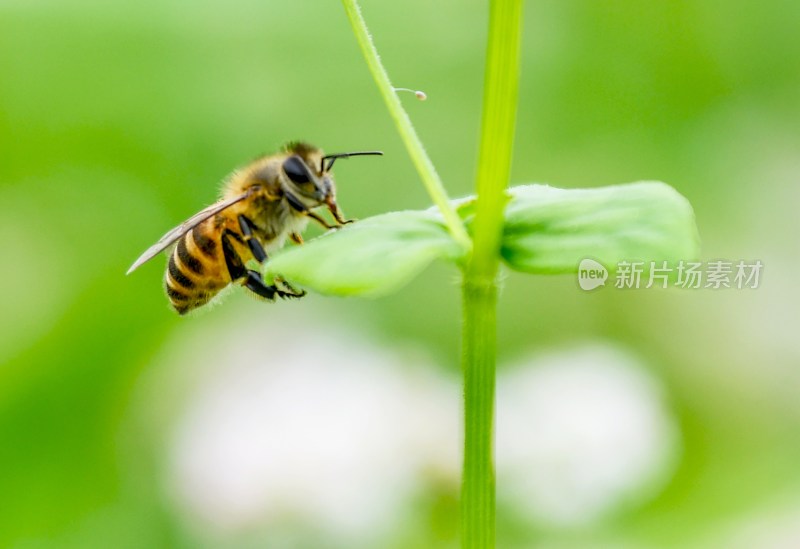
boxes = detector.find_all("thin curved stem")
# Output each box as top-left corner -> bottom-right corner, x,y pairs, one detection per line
341,0 -> 472,252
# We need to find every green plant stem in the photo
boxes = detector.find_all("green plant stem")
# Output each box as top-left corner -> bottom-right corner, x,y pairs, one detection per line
341,0 -> 471,252
462,1 -> 523,548
461,279 -> 497,548
470,0 -> 523,279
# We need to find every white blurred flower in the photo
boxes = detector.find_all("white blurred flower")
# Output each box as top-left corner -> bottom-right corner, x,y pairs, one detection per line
154,305 -> 458,544
144,306 -> 680,542
497,344 -> 679,527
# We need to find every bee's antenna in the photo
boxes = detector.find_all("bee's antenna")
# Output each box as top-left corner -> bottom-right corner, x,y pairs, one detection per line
321,151 -> 383,173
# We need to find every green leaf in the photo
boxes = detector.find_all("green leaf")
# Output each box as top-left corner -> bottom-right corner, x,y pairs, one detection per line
264,181 -> 700,297
500,182 -> 701,276
263,210 -> 464,297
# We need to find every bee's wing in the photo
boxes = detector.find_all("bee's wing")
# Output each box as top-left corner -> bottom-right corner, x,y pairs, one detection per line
126,190 -> 253,275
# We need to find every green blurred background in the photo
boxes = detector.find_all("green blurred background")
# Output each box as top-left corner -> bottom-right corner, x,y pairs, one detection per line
1,0 -> 798,547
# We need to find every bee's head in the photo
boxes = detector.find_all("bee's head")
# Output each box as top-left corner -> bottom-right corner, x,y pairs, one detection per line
280,142 -> 383,216
280,142 -> 329,205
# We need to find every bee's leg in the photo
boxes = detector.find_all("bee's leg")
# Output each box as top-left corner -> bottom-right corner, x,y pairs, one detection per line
237,214 -> 267,262
325,197 -> 355,225
273,277 -> 306,298
285,192 -> 308,214
289,232 -> 304,245
221,231 -> 245,276
285,192 -> 338,230
222,229 -> 304,300
306,210 -> 337,230
238,215 -> 305,297
248,270 -> 305,300
222,229 -> 273,300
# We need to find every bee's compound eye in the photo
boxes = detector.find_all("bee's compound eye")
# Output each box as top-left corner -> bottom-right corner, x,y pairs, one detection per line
283,156 -> 311,184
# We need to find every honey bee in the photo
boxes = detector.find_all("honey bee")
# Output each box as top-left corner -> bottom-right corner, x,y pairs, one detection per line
127,142 -> 382,314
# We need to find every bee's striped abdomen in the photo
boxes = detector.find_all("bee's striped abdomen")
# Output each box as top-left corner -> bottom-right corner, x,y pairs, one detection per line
177,236 -> 203,276
164,221 -> 229,315
192,224 -> 217,258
